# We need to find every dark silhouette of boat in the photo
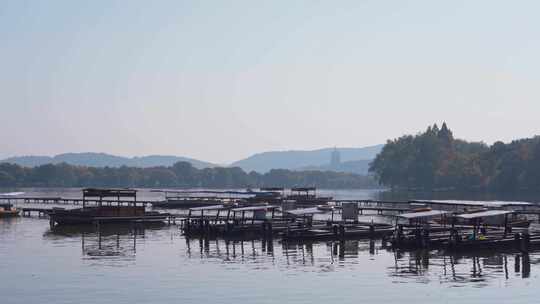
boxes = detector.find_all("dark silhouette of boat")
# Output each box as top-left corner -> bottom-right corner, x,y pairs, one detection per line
0,203 -> 20,218
48,188 -> 169,226
285,187 -> 332,206
151,189 -> 283,208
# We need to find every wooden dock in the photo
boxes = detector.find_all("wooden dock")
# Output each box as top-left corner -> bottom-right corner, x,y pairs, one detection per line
18,206 -> 180,225
0,196 -> 157,207
21,207 -> 56,217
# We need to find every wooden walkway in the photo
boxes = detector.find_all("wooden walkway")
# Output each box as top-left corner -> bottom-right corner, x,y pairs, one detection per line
0,196 -> 157,207
18,205 -> 180,225
21,207 -> 55,217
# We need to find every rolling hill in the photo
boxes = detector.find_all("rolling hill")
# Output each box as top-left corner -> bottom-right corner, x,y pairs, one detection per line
1,153 -> 216,169
2,144 -> 383,174
298,159 -> 372,175
231,145 -> 383,173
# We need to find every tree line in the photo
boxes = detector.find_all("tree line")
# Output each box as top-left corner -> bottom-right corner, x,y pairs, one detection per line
0,161 -> 378,189
369,122 -> 540,192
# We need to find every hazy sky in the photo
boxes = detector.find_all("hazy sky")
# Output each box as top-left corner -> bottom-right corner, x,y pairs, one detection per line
1,1 -> 539,164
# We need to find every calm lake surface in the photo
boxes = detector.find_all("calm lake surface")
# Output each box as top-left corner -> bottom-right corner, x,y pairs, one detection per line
1,188 -> 540,304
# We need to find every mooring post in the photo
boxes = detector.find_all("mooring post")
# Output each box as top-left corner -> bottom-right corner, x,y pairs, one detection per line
514,233 -> 521,251
267,237 -> 274,253
522,233 -> 530,253
98,223 -> 102,250
522,253 -> 531,278
339,224 -> 345,239
133,228 -> 137,252
339,240 -> 345,258
504,213 -> 509,237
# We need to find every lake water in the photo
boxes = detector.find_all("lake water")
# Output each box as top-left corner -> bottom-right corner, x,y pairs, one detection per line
1,188 -> 540,303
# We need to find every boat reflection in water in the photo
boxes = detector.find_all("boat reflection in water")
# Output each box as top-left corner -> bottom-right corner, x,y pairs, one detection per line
390,248 -> 533,285
41,220 -> 538,287
183,236 -> 537,284
44,222 -> 166,259
183,237 -> 382,266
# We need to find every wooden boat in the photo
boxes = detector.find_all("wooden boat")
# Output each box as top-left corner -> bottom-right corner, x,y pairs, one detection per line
282,224 -> 395,241
152,189 -> 281,209
48,206 -> 169,225
182,205 -> 286,237
285,187 -> 332,206
0,203 -> 20,218
390,209 -> 540,252
152,197 -> 225,208
48,188 -> 169,226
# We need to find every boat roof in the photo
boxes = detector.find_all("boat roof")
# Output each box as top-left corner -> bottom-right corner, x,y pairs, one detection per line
456,210 -> 513,219
260,187 -> 284,191
284,207 -> 326,216
412,200 -> 532,208
189,205 -> 227,211
152,189 -> 277,196
83,188 -> 137,198
0,192 -> 25,197
231,205 -> 279,212
399,210 -> 449,219
291,187 -> 316,192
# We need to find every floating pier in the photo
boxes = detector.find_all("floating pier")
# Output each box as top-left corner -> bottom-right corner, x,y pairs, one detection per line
389,209 -> 540,253
47,188 -> 174,228
4,188 -> 540,254
0,196 -> 156,207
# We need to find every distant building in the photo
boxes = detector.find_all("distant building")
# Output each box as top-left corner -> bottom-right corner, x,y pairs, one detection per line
330,148 -> 341,168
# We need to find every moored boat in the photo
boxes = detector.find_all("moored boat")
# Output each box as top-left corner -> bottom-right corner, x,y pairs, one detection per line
48,188 -> 169,227
0,203 -> 20,218
285,187 -> 332,206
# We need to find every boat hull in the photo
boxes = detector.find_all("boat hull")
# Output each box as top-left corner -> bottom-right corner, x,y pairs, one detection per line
152,199 -> 223,209
0,210 -> 20,218
48,206 -> 168,226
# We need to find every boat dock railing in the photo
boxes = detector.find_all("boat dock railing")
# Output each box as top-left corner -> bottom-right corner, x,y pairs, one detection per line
0,196 -> 157,207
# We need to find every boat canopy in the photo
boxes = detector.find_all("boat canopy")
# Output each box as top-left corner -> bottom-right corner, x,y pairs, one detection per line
398,210 -> 449,219
284,207 -> 326,217
260,187 -> 284,191
83,188 -> 137,198
151,189 -> 277,196
412,200 -> 531,208
231,206 -> 279,212
291,187 -> 316,192
189,205 -> 227,211
0,192 -> 25,197
456,210 -> 513,219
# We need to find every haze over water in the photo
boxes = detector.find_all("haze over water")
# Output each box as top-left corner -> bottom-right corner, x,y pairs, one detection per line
2,189 -> 540,304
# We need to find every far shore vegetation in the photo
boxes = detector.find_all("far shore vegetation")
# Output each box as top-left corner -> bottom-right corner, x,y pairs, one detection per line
370,123 -> 540,193
0,161 -> 378,189
3,123 -> 539,193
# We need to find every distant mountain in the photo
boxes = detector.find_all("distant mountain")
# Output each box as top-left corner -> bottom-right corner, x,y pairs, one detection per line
2,145 -> 383,173
231,145 -> 383,173
299,159 -> 372,175
1,153 -> 216,169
